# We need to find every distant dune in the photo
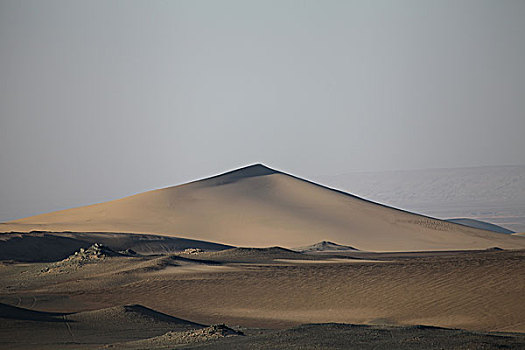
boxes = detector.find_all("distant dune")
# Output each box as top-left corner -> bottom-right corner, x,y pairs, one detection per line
315,165 -> 525,233
445,218 -> 514,234
2,164 -> 525,251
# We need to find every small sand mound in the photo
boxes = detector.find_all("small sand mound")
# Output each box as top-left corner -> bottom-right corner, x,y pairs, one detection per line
180,248 -> 204,255
486,246 -> 504,251
120,324 -> 243,348
69,243 -> 122,259
295,241 -> 359,252
40,243 -> 123,273
166,323 -> 244,340
120,248 -> 138,255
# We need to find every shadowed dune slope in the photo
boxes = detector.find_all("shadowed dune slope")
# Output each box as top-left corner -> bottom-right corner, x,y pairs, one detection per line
66,304 -> 204,328
445,218 -> 514,234
0,303 -> 201,328
0,232 -> 232,262
2,164 -> 525,251
3,303 -> 524,349
0,303 -> 67,322
0,303 -> 204,349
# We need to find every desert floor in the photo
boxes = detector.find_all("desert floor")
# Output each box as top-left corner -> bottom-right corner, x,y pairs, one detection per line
1,243 -> 524,349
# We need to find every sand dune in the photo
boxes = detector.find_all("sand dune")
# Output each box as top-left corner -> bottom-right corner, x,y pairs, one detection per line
0,231 -> 231,262
446,218 -> 514,234
3,303 -> 523,349
315,165 -> 525,233
2,164 -> 525,251
295,240 -> 360,252
67,304 -> 203,329
0,302 -> 66,322
0,303 -> 204,349
116,324 -> 244,349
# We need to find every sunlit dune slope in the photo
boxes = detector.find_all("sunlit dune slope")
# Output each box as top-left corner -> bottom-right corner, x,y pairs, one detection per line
2,164 -> 525,251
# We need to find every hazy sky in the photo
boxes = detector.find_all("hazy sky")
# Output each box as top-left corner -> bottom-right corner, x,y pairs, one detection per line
1,0 -> 525,221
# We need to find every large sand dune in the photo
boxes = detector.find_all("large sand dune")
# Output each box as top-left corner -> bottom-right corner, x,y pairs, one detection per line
2,164 -> 525,251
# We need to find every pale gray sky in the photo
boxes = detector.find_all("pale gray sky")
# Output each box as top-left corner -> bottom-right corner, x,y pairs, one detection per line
1,0 -> 525,221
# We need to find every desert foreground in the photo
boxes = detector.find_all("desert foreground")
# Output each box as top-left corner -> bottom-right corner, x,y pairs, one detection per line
1,233 -> 525,349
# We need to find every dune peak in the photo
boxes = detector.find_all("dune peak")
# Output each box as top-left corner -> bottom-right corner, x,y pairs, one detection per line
225,163 -> 277,177
197,163 -> 278,186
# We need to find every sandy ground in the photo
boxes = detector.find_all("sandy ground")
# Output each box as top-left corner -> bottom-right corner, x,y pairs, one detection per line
2,165 -> 524,348
1,245 -> 524,348
3,164 -> 525,251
